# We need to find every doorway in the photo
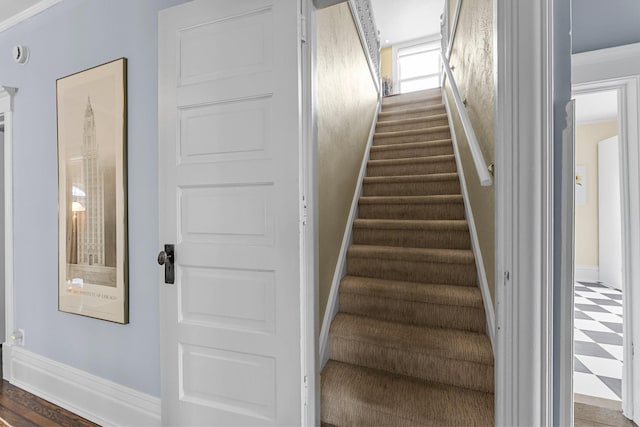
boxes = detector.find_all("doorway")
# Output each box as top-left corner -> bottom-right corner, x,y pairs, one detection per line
573,90 -> 624,404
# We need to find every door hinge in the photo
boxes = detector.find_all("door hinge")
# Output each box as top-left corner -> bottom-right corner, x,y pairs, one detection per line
504,270 -> 510,285
303,375 -> 309,407
302,196 -> 308,226
300,15 -> 307,43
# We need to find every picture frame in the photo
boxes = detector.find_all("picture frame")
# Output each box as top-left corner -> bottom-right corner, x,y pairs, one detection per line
57,58 -> 129,324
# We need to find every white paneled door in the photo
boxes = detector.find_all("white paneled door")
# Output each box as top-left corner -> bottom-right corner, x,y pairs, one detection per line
598,136 -> 623,290
158,1 -> 304,425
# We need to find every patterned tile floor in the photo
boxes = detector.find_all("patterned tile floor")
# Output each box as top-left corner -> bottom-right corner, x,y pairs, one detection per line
574,281 -> 624,401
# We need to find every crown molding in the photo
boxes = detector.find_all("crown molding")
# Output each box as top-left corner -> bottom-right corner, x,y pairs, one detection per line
0,0 -> 63,34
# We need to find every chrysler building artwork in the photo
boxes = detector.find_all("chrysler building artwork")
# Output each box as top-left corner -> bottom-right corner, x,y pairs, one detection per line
78,97 -> 105,266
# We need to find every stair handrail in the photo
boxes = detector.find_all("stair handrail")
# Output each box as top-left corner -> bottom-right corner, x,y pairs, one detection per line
441,53 -> 492,186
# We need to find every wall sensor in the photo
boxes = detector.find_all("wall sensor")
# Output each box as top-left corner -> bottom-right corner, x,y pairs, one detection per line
12,45 -> 29,64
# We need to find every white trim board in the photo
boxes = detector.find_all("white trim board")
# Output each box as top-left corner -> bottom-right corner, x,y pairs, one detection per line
574,266 -> 599,283
3,345 -> 160,426
0,0 -> 63,33
494,0 -> 554,425
0,86 -> 15,358
319,101 -> 380,369
442,88 -> 495,350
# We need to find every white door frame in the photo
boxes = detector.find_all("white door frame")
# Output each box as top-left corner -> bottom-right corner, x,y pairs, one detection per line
568,44 -> 640,422
301,0 -> 319,425
494,0 -> 555,425
0,86 -> 15,360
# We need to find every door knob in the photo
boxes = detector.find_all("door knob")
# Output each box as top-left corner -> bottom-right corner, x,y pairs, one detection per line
158,244 -> 175,284
158,250 -> 173,265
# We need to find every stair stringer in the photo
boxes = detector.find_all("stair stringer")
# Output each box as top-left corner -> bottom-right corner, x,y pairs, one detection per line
319,100 -> 381,369
442,88 -> 496,350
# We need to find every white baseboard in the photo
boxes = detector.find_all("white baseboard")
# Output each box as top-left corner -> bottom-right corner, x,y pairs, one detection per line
443,88 -> 496,350
575,265 -> 599,282
3,345 -> 160,426
319,101 -> 381,369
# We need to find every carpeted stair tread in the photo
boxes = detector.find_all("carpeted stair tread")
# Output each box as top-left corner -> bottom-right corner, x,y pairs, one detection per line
339,276 -> 486,333
367,155 -> 457,177
347,244 -> 474,264
330,313 -> 492,365
376,114 -> 449,132
363,172 -> 460,185
368,154 -> 455,166
352,218 -> 470,248
353,218 -> 467,231
339,276 -> 483,309
382,94 -> 442,109
375,126 -> 450,139
321,360 -> 494,427
359,194 -> 463,205
362,172 -> 461,197
329,314 -> 494,392
371,139 -> 452,153
378,104 -> 446,121
358,194 -> 466,221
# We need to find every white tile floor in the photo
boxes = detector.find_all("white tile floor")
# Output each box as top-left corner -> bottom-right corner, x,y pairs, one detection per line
574,281 -> 623,401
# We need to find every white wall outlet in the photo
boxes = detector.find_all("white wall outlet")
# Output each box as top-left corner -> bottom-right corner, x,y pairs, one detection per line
10,329 -> 25,346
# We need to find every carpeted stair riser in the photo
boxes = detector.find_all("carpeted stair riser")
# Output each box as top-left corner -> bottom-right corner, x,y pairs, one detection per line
352,219 -> 470,249
367,155 -> 457,177
358,195 -> 465,221
329,314 -> 494,393
362,175 -> 460,196
338,276 -> 485,333
374,126 -> 451,145
376,114 -> 449,132
340,291 -> 486,333
321,361 -> 494,427
381,97 -> 443,113
383,88 -> 442,103
363,174 -> 461,196
346,245 -> 478,286
378,104 -> 446,121
369,140 -> 454,160
339,276 -> 486,333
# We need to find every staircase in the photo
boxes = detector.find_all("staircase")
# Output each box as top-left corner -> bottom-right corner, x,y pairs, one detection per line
321,89 -> 494,426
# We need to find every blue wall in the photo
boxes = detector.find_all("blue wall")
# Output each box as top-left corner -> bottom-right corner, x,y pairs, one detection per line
572,0 -> 640,53
0,0 -> 189,396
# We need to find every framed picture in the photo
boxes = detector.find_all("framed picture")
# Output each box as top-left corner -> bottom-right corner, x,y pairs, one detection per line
57,58 -> 128,324
576,165 -> 587,206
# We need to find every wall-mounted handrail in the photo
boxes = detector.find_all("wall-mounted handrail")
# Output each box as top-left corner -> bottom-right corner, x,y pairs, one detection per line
445,0 -> 463,59
441,51 -> 493,186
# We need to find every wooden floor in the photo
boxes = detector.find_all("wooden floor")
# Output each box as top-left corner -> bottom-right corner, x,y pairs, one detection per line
0,379 -> 636,426
575,394 -> 638,427
0,381 -> 97,427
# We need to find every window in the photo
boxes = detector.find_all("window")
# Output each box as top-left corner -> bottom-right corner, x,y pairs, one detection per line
396,40 -> 441,94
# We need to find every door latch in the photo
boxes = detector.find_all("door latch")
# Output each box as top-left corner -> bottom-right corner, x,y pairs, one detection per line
158,244 -> 175,284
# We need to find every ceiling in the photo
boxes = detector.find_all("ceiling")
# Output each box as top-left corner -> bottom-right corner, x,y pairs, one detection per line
574,90 -> 618,124
371,0 -> 445,48
0,0 -> 41,25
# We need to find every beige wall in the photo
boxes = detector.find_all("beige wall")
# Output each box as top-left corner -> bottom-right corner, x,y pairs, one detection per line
445,0 -> 495,303
575,120 -> 618,266
380,47 -> 392,80
317,3 -> 379,324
